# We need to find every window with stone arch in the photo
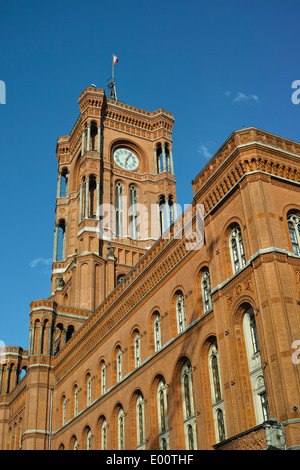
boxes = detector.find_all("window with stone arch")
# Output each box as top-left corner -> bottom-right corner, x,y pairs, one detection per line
153,312 -> 162,352
136,393 -> 145,450
115,180 -> 125,237
116,346 -> 122,383
201,269 -> 213,313
229,225 -> 246,273
287,212 -> 300,256
73,384 -> 79,417
129,184 -> 139,239
118,406 -> 125,450
62,394 -> 67,426
100,417 -> 107,450
157,378 -> 169,450
180,360 -> 197,450
100,360 -> 106,395
208,340 -> 226,443
86,373 -> 92,407
175,291 -> 186,334
242,304 -> 270,424
134,330 -> 141,368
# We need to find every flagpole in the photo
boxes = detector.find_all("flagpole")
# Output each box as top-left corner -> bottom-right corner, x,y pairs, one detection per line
112,54 -> 114,80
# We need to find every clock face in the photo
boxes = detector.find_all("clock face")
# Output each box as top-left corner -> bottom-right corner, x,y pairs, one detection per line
114,148 -> 139,170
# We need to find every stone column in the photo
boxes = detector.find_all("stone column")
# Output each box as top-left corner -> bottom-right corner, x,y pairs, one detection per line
86,123 -> 91,152
47,324 -> 53,356
13,367 -> 19,388
78,184 -> 83,223
56,172 -> 62,199
81,128 -> 86,155
170,148 -> 174,175
96,179 -> 101,218
165,196 -> 171,228
97,125 -> 102,153
5,365 -> 10,394
85,177 -> 90,218
162,144 -> 166,172
39,322 -> 44,354
153,148 -> 158,174
53,225 -> 59,262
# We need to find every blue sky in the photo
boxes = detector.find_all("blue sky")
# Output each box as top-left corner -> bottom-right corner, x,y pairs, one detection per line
1,0 -> 300,348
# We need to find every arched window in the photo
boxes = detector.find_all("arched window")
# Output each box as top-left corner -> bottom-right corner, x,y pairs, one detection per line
243,306 -> 270,424
115,181 -> 125,237
154,313 -> 162,352
87,374 -> 92,407
229,226 -> 246,273
86,428 -> 92,450
118,407 -> 125,450
136,394 -> 145,449
134,332 -> 141,368
117,347 -> 122,383
217,409 -> 226,442
129,185 -> 139,239
101,419 -> 107,450
208,341 -> 226,443
157,379 -> 169,449
55,219 -> 66,261
117,274 -> 125,285
101,362 -> 106,395
74,385 -> 79,417
287,213 -> 300,256
62,395 -> 67,426
201,270 -> 213,313
176,292 -> 186,333
181,361 -> 197,450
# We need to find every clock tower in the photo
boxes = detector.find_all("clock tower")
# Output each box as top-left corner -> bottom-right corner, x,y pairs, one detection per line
51,86 -> 176,311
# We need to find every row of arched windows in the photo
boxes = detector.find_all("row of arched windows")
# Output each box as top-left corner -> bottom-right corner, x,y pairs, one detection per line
57,350 -> 223,450
57,303 -> 268,450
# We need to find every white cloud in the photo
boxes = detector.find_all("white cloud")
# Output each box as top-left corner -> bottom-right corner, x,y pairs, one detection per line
198,144 -> 212,160
232,92 -> 259,103
30,257 -> 52,268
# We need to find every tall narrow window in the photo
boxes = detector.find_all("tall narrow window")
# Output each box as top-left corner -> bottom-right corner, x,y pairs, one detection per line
201,270 -> 213,313
217,409 -> 226,442
115,181 -> 125,237
157,378 -> 169,449
243,306 -> 269,424
181,361 -> 197,450
129,185 -> 139,239
101,419 -> 107,450
208,341 -> 226,443
117,348 -> 122,383
154,313 -> 162,352
176,292 -> 186,333
87,374 -> 92,406
74,385 -> 78,417
229,226 -> 246,273
287,213 -> 300,256
136,394 -> 145,449
86,428 -> 92,450
62,396 -> 67,426
134,332 -> 141,368
101,362 -> 106,395
118,407 -> 125,450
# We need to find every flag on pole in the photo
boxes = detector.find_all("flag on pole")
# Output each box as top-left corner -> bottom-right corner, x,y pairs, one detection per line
113,54 -> 118,65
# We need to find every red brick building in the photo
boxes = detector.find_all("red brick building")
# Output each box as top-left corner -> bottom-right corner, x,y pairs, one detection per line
0,86 -> 300,450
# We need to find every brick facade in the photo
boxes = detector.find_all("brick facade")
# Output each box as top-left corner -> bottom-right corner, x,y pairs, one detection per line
0,87 -> 299,450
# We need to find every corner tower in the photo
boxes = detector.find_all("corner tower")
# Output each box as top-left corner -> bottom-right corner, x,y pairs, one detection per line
50,87 -> 176,310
